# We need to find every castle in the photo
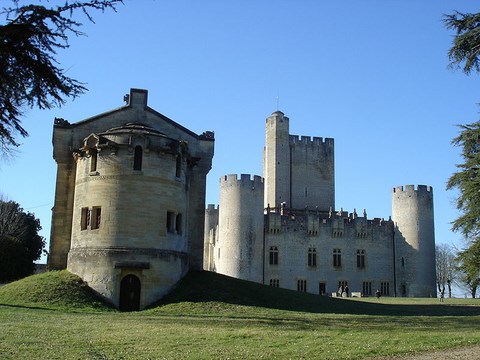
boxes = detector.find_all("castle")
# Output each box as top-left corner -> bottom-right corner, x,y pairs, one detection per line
49,89 -> 214,310
204,110 -> 436,298
49,88 -> 436,310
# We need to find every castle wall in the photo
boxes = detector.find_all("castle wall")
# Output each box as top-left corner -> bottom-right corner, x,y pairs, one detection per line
289,136 -> 334,211
392,185 -> 436,297
204,204 -> 219,271
215,174 -> 264,283
264,211 -> 395,295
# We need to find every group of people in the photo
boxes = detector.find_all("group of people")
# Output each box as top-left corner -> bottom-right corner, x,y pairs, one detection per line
337,285 -> 349,297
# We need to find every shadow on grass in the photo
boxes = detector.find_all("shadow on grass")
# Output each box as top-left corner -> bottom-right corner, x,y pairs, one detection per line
153,271 -> 480,317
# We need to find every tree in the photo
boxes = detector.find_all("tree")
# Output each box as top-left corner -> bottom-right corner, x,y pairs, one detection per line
0,199 -> 45,282
435,244 -> 457,298
445,11 -> 480,281
445,11 -> 480,75
456,241 -> 480,298
0,0 -> 122,156
446,121 -> 480,240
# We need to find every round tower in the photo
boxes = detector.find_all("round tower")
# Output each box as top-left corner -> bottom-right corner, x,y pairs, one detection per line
216,174 -> 264,283
68,123 -> 191,310
392,185 -> 436,297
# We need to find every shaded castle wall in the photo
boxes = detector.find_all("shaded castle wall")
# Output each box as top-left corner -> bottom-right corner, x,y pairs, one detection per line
289,135 -> 334,211
204,204 -> 219,271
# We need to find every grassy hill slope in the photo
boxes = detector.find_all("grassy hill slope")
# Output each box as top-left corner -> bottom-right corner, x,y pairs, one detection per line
0,270 -> 114,311
1,270 -> 478,316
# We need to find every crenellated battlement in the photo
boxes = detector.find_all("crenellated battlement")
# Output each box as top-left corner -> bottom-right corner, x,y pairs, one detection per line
265,206 -> 393,237
289,134 -> 334,146
206,204 -> 219,211
393,184 -> 433,195
220,174 -> 264,188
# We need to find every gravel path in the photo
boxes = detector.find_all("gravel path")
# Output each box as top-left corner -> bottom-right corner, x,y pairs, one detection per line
371,345 -> 480,359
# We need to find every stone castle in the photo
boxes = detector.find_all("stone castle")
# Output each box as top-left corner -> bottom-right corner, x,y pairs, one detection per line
49,88 -> 436,310
204,110 -> 436,299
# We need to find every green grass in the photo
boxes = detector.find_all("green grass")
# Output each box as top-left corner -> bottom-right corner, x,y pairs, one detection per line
0,271 -> 479,359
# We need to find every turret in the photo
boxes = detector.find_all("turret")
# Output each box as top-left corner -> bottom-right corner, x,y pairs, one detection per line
392,185 -> 436,297
216,174 -> 264,282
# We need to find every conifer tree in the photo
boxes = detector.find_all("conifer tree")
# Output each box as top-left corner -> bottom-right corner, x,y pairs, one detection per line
0,0 -> 122,156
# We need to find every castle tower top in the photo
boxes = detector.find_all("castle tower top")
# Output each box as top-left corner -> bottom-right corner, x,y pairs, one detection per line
266,110 -> 289,124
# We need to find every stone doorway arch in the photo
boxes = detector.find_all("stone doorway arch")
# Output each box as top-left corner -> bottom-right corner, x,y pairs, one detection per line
119,274 -> 141,311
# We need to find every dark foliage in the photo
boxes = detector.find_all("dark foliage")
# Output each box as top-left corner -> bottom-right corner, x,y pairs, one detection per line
446,121 -> 480,239
0,0 -> 122,155
0,200 -> 45,282
456,241 -> 480,298
444,11 -> 480,75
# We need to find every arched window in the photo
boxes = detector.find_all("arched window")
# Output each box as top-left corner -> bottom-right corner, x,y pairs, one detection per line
133,145 -> 143,171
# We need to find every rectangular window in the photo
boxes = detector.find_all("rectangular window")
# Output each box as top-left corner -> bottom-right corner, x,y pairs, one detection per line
357,250 -> 365,268
90,150 -> 97,172
362,281 -> 372,296
91,207 -> 101,229
297,279 -> 307,292
381,282 -> 390,296
333,249 -> 341,267
269,279 -> 279,287
308,248 -> 317,267
81,207 -> 90,230
269,246 -> 279,265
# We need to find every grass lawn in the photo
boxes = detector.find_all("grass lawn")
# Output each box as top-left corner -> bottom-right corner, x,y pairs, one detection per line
0,271 -> 479,360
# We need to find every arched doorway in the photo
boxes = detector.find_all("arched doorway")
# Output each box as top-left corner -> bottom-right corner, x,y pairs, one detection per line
119,274 -> 141,311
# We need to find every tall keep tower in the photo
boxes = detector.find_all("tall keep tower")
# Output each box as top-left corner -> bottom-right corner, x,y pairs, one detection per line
263,111 -> 335,211
263,111 -> 290,209
392,185 -> 436,297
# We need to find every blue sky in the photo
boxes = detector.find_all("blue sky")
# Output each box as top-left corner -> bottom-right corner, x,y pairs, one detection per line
1,0 -> 479,280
